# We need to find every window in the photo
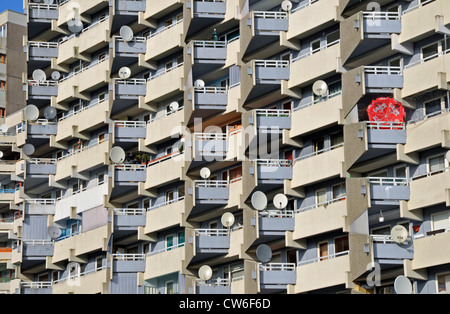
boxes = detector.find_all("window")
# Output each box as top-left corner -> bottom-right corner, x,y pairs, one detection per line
0,24 -> 6,37
166,235 -> 174,250
318,241 -> 328,261
326,30 -> 339,45
70,222 -> 79,235
176,55 -> 183,65
165,190 -> 174,203
209,221 -> 218,229
55,189 -> 62,200
436,272 -> 450,293
98,92 -> 107,102
424,94 -> 449,117
328,80 -> 342,96
422,42 -> 439,60
143,198 -> 150,209
223,262 -> 244,282
98,52 -> 106,62
177,186 -> 185,199
165,281 -> 174,294
394,165 -> 407,178
164,18 -> 173,28
178,231 -> 185,245
313,138 -> 325,153
98,133 -> 106,143
315,188 -> 327,204
332,183 -> 346,199
311,39 -> 321,54
176,14 -> 183,22
431,211 -> 450,231
95,256 -> 103,270
334,236 -> 349,254
330,131 -> 344,148
97,172 -> 105,185
0,54 -> 6,64
428,155 -> 446,173
72,181 -> 80,194
127,202 -> 139,209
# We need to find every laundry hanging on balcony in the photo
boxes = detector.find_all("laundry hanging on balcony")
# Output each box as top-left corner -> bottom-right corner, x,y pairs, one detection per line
367,97 -> 405,126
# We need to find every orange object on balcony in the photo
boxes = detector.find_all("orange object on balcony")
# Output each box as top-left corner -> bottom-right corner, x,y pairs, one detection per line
0,247 -> 12,253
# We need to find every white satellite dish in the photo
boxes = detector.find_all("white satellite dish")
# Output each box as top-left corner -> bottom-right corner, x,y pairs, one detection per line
221,212 -> 235,228
256,244 -> 272,264
200,167 -> 211,179
109,146 -> 126,163
0,151 -> 4,159
44,106 -> 57,120
22,144 -> 35,156
0,124 -> 8,133
67,18 -> 83,34
281,0 -> 293,11
194,79 -> 205,89
119,25 -> 134,42
169,102 -> 179,112
24,105 -> 39,121
51,71 -> 61,81
118,67 -> 131,80
251,191 -> 268,211
32,69 -> 46,83
198,265 -> 213,281
273,193 -> 288,209
312,80 -> 328,97
48,226 -> 62,240
394,276 -> 412,294
391,225 -> 409,244
446,150 -> 450,163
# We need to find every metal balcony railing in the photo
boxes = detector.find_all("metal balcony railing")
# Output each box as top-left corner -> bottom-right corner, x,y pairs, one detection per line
256,159 -> 292,167
294,196 -> 346,214
294,143 -> 344,162
194,86 -> 228,94
21,281 -> 52,289
113,208 -> 146,216
411,166 -> 450,181
195,229 -> 230,236
115,78 -> 147,86
148,106 -> 184,124
148,196 -> 185,211
25,198 -> 56,205
193,40 -> 226,48
112,253 -> 145,261
59,56 -> 109,83
147,18 -> 183,39
114,120 -> 147,128
368,177 -> 409,186
148,62 -> 183,81
366,121 -> 405,130
362,11 -> 401,20
147,242 -> 185,256
254,60 -> 290,68
297,250 -> 350,266
259,210 -> 294,218
28,80 -> 58,87
403,0 -> 436,15
291,39 -> 340,63
58,15 -> 109,45
253,11 -> 288,19
194,180 -> 229,188
57,137 -> 107,161
27,158 -> 57,165
255,109 -> 291,117
259,263 -> 296,271
28,41 -> 58,49
291,0 -> 319,13
194,132 -> 227,141
147,151 -> 182,167
364,66 -> 403,75
22,240 -> 54,246
58,97 -> 109,122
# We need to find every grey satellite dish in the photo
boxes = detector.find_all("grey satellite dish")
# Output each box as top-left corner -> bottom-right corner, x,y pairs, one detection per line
22,144 -> 35,156
51,71 -> 61,81
32,69 -> 46,83
198,265 -> 213,281
0,124 -> 8,133
256,244 -> 272,264
109,146 -> 126,163
391,225 -> 409,244
48,226 -> 62,240
312,80 -> 328,97
221,212 -> 235,228
251,191 -> 267,210
194,79 -> 205,88
394,276 -> 412,294
169,102 -> 179,112
273,193 -> 288,209
44,106 -> 57,120
24,105 -> 39,121
281,0 -> 292,11
118,67 -> 131,80
68,18 -> 83,34
119,25 -> 134,42
200,167 -> 211,179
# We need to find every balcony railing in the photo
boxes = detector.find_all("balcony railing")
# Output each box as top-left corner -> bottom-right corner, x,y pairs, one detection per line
25,198 -> 56,205
297,250 -> 349,266
407,107 -> 450,125
255,109 -> 291,117
259,210 -> 294,218
147,242 -> 185,256
148,62 -> 183,81
27,158 -> 57,165
114,121 -> 147,128
411,166 -> 450,181
0,188 -> 19,194
194,86 -> 227,94
22,240 -> 54,246
148,196 -> 185,211
405,47 -> 450,69
193,40 -> 226,48
115,79 -> 147,87
368,177 -> 409,186
29,41 -> 58,49
53,265 -> 108,284
112,253 -> 145,261
21,281 -> 52,289
147,151 -> 182,167
59,56 -> 109,83
194,132 -> 227,141
57,138 -> 107,161
362,11 -> 401,20
113,208 -> 146,216
259,263 -> 296,271
371,234 -> 412,244
257,159 -> 292,167
366,121 -> 405,130
195,180 -> 229,188
28,80 -> 58,87
291,39 -> 340,63
58,97 -> 109,122
148,106 -> 184,124
291,0 -> 319,13
58,15 -> 109,45
195,229 -> 230,236
294,143 -> 344,161
147,18 -> 183,39
255,60 -> 289,68
253,11 -> 288,19
295,196 -> 346,214
364,66 -> 403,75
402,0 -> 436,15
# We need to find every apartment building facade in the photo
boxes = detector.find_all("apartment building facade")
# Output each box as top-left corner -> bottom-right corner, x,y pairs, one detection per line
0,0 -> 449,294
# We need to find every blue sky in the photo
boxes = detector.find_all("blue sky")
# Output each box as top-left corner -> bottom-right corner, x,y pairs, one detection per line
0,0 -> 24,14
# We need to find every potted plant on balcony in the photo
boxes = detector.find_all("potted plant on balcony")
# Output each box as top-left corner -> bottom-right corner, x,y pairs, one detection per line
135,153 -> 150,165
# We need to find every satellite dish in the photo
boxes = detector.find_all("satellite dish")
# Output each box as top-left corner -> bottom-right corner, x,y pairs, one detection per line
200,167 -> 211,179
119,25 -> 134,42
251,191 -> 267,210
0,124 -> 8,133
0,151 -> 4,159
446,150 -> 450,163
24,105 -> 39,121
118,67 -> 131,80
221,212 -> 235,228
194,79 -> 205,88
51,71 -> 61,81
169,102 -> 179,112
281,0 -> 292,11
109,146 -> 126,163
394,276 -> 412,294
312,80 -> 328,97
256,244 -> 272,264
48,226 -> 62,240
32,69 -> 46,83
22,144 -> 35,156
198,265 -> 213,281
273,193 -> 288,209
391,225 -> 409,244
67,18 -> 83,34
44,106 -> 57,120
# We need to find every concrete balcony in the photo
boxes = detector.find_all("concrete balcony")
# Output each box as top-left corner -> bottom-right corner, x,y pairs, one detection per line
342,66 -> 403,118
288,0 -> 340,41
0,188 -> 18,202
192,86 -> 228,110
24,199 -> 56,215
408,168 -> 450,211
340,11 -> 401,66
344,121 -> 406,172
144,244 -> 185,279
114,121 -> 147,143
255,109 -> 291,132
28,3 -> 58,21
259,263 -> 296,291
411,229 -> 450,270
185,0 -> 226,38
196,279 -> 231,294
145,63 -> 184,104
22,240 -> 54,258
145,19 -> 184,62
194,180 -> 229,212
113,208 -> 146,229
258,210 -> 295,236
195,228 -> 230,254
292,144 -> 344,188
293,197 -> 348,240
112,253 -> 146,273
28,41 -> 58,60
20,281 -> 52,295
27,80 -> 58,100
291,92 -> 343,138
368,177 -> 410,206
27,120 -> 57,137
52,266 -> 109,294
371,234 -> 414,265
26,158 -> 57,176
188,40 -> 227,77
145,197 -> 185,234
145,107 -> 185,146
193,132 -> 228,160
256,159 -> 293,184
114,164 -> 147,183
56,0 -> 108,26
115,0 -> 146,15
289,41 -> 341,89
145,152 -> 185,190
112,37 -> 146,72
